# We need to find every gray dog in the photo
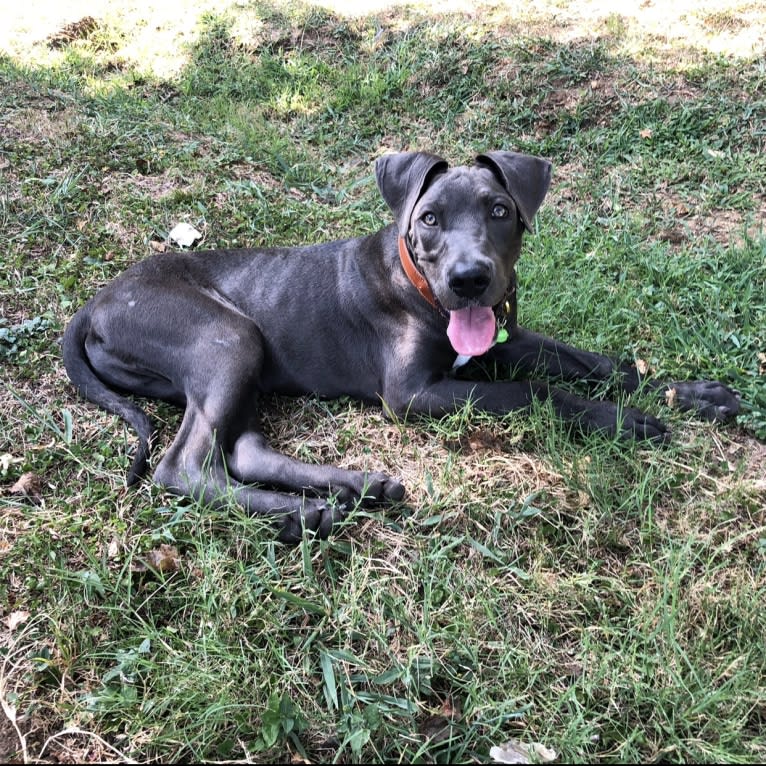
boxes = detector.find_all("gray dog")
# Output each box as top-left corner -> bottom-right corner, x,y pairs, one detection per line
63,151 -> 739,541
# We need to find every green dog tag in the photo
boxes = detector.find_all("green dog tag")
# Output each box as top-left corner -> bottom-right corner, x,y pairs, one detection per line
496,327 -> 509,344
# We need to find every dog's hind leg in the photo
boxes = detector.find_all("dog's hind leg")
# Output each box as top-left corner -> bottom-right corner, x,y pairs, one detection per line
226,431 -> 404,507
152,341 -> 403,542
154,409 -> 404,542
153,405 -> 350,543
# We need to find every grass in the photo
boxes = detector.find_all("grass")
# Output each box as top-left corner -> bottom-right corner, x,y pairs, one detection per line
1,0 -> 765,762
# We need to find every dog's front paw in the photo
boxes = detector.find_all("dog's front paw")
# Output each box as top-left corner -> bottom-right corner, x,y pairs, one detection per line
561,396 -> 670,445
579,401 -> 670,444
666,381 -> 741,422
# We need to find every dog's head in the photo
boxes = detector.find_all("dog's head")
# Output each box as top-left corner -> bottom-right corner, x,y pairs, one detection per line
376,150 -> 551,355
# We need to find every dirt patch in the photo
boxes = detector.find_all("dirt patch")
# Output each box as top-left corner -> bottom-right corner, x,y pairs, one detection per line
728,434 -> 766,483
253,17 -> 361,54
650,184 -> 765,247
493,0 -> 765,59
227,164 -> 284,188
46,16 -> 99,49
544,160 -> 590,209
100,168 -> 191,202
0,715 -> 21,763
2,104 -> 82,146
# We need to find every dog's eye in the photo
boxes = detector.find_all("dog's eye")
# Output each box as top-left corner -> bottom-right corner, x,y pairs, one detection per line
491,204 -> 509,219
421,212 -> 438,226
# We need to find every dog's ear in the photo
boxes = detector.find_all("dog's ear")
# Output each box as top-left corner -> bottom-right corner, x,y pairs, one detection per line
475,151 -> 552,232
375,152 -> 449,236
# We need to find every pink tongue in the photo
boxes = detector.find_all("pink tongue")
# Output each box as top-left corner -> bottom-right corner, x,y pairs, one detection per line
447,307 -> 496,356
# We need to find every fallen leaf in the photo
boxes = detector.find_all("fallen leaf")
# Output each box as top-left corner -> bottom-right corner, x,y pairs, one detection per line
107,538 -> 120,559
138,544 -> 180,574
418,696 -> 462,743
149,240 -> 168,253
168,222 -> 202,248
9,472 -> 42,499
635,358 -> 650,376
444,428 -> 507,454
5,610 -> 30,631
0,453 -> 23,475
665,387 -> 678,408
439,697 -> 461,718
758,352 -> 766,375
639,128 -> 653,139
419,714 -> 455,744
490,739 -> 557,764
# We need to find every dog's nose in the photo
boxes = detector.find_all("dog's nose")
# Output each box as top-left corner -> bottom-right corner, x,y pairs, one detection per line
448,263 -> 491,299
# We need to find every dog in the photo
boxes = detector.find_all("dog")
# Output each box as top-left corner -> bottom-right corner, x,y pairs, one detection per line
62,150 -> 740,542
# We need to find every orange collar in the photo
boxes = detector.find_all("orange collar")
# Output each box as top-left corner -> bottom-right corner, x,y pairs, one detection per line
397,236 -> 518,333
398,236 -> 440,311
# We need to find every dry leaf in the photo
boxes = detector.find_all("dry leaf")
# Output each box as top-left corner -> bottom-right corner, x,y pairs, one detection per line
439,697 -> 461,718
149,240 -> 168,253
419,714 -> 455,744
9,472 -> 42,499
665,387 -> 678,408
635,358 -> 650,376
168,222 -> 202,248
142,544 -> 180,573
107,538 -> 120,559
0,453 -> 23,475
758,352 -> 766,375
490,740 -> 557,764
639,128 -> 653,139
5,610 -> 30,631
419,697 -> 461,743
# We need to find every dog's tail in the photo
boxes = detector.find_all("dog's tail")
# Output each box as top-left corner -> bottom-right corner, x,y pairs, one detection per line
62,305 -> 154,485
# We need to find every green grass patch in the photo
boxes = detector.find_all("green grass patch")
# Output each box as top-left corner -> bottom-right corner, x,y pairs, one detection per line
1,1 -> 765,763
